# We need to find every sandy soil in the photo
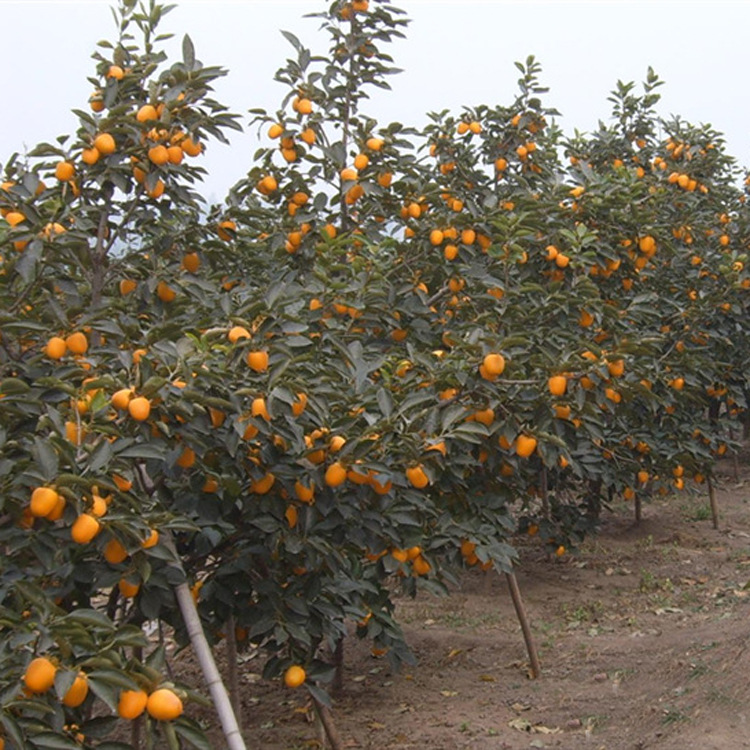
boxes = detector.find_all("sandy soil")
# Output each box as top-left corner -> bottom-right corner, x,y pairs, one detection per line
184,458 -> 750,749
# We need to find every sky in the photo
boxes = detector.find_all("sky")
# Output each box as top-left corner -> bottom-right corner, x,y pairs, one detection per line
1,0 -> 749,202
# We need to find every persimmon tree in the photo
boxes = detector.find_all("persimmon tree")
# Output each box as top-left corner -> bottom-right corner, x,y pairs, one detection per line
0,0 -> 244,745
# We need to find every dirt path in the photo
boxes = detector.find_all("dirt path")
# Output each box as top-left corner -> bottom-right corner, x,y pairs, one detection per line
204,462 -> 750,749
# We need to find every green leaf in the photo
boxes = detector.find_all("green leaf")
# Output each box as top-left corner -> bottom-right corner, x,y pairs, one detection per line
182,34 -> 195,68
164,721 -> 180,750
0,378 -> 30,395
32,436 -> 58,481
62,609 -> 116,630
28,733 -> 81,749
116,444 -> 167,460
86,668 -> 141,691
145,644 -> 167,671
1,714 -> 26,749
173,718 -> 211,750
89,438 -> 114,473
15,239 -> 43,283
110,626 -> 149,649
88,674 -> 122,712
305,681 -> 331,708
376,387 -> 393,418
281,29 -> 302,52
140,376 -> 168,398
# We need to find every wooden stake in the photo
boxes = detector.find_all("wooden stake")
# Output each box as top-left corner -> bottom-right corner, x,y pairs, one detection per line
505,571 -> 541,679
707,475 -> 719,530
165,535 -> 248,750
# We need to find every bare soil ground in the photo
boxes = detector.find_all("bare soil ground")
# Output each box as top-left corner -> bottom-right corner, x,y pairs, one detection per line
186,458 -> 750,749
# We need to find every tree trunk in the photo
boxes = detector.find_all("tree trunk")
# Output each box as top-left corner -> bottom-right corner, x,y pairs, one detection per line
585,478 -> 602,521
331,638 -> 344,695
539,467 -> 549,518
313,696 -> 344,750
225,614 -> 243,731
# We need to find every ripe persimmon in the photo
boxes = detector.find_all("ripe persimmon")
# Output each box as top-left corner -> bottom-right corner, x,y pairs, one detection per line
405,464 -> 429,489
128,396 -> 151,421
55,161 -> 75,182
118,689 -> 148,719
294,480 -> 315,503
93,133 -> 116,155
71,513 -> 101,544
482,353 -> 506,377
62,672 -> 89,708
515,435 -> 538,458
548,375 -> 567,396
30,487 -> 59,518
146,688 -> 184,721
45,336 -> 67,360
246,350 -> 269,372
103,538 -> 128,564
284,665 -> 306,688
24,657 -> 57,693
325,461 -> 347,487
118,578 -> 140,598
147,144 -> 169,166
65,331 -> 88,355
181,137 -> 203,156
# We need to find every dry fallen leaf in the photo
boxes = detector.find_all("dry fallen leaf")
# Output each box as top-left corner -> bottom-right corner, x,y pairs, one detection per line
508,717 -> 561,734
447,648 -> 463,659
440,690 -> 458,697
478,674 -> 496,682
654,606 -> 683,615
508,718 -> 533,732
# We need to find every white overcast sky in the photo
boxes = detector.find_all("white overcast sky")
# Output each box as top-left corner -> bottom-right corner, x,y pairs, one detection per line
1,0 -> 749,202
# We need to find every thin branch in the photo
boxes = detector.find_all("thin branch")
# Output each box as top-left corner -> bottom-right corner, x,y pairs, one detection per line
104,195 -> 142,256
